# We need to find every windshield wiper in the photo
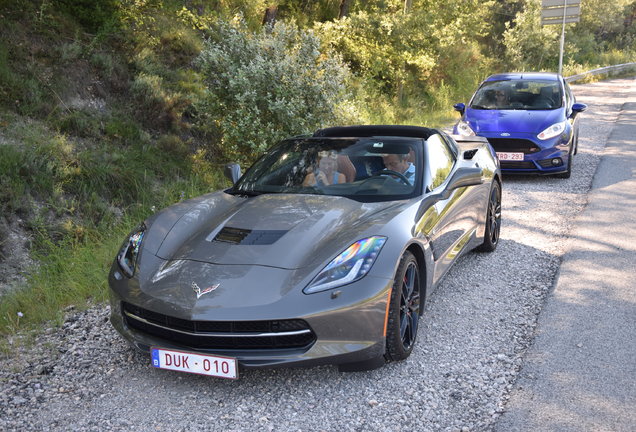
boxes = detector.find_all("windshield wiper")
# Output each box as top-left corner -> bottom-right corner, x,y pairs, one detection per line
470,105 -> 490,110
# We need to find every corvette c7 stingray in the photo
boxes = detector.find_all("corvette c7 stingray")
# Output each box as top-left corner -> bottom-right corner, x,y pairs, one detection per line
108,125 -> 502,378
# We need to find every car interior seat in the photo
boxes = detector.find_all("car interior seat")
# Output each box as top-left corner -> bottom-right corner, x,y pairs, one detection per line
337,155 -> 356,182
534,86 -> 554,108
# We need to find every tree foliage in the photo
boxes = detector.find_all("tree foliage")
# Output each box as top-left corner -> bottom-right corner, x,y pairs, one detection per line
317,0 -> 493,93
503,1 -> 560,70
503,0 -> 635,71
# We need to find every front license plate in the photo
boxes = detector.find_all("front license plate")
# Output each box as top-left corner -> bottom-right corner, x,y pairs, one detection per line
496,152 -> 524,161
151,347 -> 238,379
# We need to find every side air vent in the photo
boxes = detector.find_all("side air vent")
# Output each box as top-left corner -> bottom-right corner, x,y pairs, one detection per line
213,227 -> 287,245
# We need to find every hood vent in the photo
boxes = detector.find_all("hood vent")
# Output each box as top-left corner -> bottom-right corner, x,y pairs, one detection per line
213,227 -> 287,245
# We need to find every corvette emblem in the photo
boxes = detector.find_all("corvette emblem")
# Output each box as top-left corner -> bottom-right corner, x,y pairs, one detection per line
192,282 -> 219,299
500,132 -> 511,136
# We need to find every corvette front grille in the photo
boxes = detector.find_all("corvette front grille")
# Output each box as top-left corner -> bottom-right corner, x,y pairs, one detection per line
486,138 -> 540,154
122,302 -> 316,350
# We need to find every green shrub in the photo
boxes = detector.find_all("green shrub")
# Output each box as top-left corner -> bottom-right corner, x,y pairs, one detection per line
59,41 -> 83,63
157,134 -> 189,159
58,110 -> 102,138
157,16 -> 203,67
104,116 -> 144,144
196,18 -> 359,163
130,72 -> 190,131
56,0 -> 119,32
0,44 -> 17,103
90,51 -> 115,76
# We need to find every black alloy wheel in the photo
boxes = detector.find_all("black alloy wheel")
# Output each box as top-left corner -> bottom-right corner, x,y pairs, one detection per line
477,181 -> 502,252
386,251 -> 421,361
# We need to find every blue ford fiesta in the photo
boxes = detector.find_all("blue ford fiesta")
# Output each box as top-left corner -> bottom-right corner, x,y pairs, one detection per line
453,72 -> 587,178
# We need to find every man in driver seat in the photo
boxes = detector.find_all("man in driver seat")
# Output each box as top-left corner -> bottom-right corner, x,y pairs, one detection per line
382,153 -> 416,184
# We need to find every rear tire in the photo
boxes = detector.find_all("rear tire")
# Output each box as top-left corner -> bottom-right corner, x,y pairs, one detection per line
477,181 -> 501,252
385,251 -> 421,362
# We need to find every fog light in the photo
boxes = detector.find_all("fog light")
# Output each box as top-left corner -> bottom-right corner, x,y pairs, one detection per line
551,158 -> 562,166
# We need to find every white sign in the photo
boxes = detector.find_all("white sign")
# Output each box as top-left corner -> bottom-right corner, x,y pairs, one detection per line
542,0 -> 580,6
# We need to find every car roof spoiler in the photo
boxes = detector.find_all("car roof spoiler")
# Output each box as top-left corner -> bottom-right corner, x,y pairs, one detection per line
313,125 -> 436,139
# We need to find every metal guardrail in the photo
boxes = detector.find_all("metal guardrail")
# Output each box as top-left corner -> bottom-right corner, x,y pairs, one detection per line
565,62 -> 636,82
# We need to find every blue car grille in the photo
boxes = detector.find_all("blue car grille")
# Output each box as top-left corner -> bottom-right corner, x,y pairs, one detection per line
500,161 -> 536,169
486,138 -> 540,153
122,302 -> 316,350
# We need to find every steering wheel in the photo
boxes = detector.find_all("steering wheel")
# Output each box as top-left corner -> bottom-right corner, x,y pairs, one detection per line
367,169 -> 411,186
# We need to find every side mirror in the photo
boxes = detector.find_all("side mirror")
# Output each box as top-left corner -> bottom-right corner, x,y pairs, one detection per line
224,163 -> 241,184
441,167 -> 483,199
453,103 -> 466,115
572,103 -> 587,113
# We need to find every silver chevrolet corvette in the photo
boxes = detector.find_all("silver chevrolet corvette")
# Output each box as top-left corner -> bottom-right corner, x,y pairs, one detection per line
109,125 -> 501,378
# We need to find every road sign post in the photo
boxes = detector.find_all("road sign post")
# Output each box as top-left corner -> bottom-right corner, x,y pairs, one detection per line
541,0 -> 582,75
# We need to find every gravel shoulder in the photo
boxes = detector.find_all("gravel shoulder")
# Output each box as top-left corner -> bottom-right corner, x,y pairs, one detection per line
1,78 -> 634,432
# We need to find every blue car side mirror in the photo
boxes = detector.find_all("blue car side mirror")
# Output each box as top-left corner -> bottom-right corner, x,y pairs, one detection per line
453,103 -> 466,115
572,103 -> 587,113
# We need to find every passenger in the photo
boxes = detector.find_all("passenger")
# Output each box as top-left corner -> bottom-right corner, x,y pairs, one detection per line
303,151 -> 346,187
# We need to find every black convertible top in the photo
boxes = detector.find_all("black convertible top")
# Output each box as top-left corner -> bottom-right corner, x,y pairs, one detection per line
313,125 -> 436,139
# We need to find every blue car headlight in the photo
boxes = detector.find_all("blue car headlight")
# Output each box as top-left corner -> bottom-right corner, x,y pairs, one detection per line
538,121 -> 566,140
117,223 -> 146,278
304,236 -> 387,294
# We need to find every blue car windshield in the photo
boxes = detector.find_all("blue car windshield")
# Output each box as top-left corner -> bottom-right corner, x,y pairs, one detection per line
231,137 -> 423,202
469,80 -> 563,110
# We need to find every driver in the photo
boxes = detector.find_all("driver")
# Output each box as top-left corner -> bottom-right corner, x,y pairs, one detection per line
381,153 -> 415,184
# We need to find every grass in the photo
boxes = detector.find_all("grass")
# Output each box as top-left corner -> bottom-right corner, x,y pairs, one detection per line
0,164 -> 227,337
0,228 -> 123,334
0,110 -> 228,337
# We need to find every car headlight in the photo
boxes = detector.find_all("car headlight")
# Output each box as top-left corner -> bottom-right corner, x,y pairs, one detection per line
117,223 -> 146,278
304,236 -> 387,294
456,120 -> 475,137
537,121 -> 566,140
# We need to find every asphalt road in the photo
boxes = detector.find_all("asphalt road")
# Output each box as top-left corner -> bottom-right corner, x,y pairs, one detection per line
1,77 -> 635,432
495,92 -> 636,430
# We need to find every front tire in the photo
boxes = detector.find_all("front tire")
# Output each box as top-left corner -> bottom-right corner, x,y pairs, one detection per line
385,251 -> 421,362
573,128 -> 579,155
556,150 -> 572,179
557,131 -> 576,178
477,181 -> 501,252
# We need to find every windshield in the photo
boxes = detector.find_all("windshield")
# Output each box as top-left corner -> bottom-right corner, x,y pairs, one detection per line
231,137 -> 423,202
469,79 -> 562,110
